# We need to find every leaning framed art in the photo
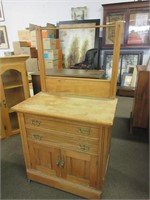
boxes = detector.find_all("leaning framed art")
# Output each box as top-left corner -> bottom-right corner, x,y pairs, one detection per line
57,19 -> 100,68
103,50 -> 143,84
71,6 -> 87,20
0,26 -> 9,49
0,2 -> 4,21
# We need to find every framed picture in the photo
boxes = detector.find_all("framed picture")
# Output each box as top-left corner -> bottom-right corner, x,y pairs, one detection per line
105,13 -> 125,45
0,2 -> 4,21
0,26 -> 9,49
121,72 -> 132,87
127,11 -> 150,45
71,6 -> 87,20
103,50 -> 143,84
57,19 -> 100,68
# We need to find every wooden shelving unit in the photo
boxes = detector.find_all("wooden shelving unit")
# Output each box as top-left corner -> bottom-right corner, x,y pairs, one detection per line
0,55 -> 30,139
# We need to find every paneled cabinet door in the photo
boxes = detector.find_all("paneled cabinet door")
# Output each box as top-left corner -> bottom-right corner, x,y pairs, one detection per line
28,141 -> 61,177
28,140 -> 99,188
0,77 -> 10,138
61,149 -> 98,188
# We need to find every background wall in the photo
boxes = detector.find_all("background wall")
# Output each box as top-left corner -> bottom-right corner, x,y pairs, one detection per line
0,0 -> 149,64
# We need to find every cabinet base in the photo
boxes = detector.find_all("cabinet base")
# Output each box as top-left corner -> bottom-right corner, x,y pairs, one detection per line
27,169 -> 102,199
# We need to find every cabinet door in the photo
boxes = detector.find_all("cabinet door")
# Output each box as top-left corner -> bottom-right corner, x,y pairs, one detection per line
61,149 -> 98,188
28,140 -> 61,177
1,69 -> 26,136
0,76 -> 11,137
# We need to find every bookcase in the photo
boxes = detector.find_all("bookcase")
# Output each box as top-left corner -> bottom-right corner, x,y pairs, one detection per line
102,1 -> 150,49
0,55 -> 30,139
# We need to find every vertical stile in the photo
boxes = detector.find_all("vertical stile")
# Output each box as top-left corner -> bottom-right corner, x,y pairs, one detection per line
36,26 -> 46,91
110,21 -> 124,98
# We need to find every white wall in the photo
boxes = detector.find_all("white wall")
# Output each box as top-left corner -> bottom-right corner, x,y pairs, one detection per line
1,0 -> 149,64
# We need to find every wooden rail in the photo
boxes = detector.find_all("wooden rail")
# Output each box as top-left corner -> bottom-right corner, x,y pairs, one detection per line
36,21 -> 124,98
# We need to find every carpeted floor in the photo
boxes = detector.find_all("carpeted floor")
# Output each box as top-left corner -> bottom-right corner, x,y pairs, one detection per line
1,96 -> 149,199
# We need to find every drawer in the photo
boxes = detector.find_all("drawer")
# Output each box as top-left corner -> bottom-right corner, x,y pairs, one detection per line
24,114 -> 100,138
26,128 -> 99,155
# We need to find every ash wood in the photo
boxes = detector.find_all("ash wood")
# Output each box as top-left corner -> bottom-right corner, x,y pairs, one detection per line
110,21 -> 124,97
0,55 -> 30,138
45,77 -> 111,98
12,92 -> 117,125
31,69 -> 105,95
27,169 -> 102,199
45,24 -> 115,30
12,91 -> 117,198
12,22 -> 122,199
36,21 -> 123,98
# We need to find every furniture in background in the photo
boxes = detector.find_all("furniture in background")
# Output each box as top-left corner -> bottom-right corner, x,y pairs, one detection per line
102,1 -> 149,97
70,48 -> 98,69
117,86 -> 135,97
0,55 -> 30,139
102,1 -> 150,49
130,65 -> 149,132
12,22 -> 123,199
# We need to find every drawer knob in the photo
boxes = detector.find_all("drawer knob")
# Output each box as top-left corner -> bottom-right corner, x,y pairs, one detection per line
56,157 -> 61,166
56,156 -> 65,168
79,144 -> 90,152
60,156 -> 65,168
78,127 -> 91,136
31,119 -> 41,126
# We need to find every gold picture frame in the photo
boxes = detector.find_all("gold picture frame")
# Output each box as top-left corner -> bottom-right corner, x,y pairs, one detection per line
105,13 -> 125,45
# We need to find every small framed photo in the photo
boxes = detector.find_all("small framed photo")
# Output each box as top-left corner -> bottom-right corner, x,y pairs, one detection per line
0,2 -> 5,21
0,26 -> 9,49
71,6 -> 87,20
121,72 -> 132,87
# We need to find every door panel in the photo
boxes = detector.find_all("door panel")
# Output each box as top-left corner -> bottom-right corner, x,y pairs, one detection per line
61,149 -> 98,187
28,140 -> 61,177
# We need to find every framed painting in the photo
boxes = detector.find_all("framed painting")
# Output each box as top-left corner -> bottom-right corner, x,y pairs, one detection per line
57,19 -> 100,68
127,10 -> 150,45
0,2 -> 4,21
0,26 -> 9,49
103,50 -> 143,84
71,6 -> 87,20
105,13 -> 125,45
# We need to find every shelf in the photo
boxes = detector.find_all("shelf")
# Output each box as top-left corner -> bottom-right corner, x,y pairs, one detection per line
4,82 -> 23,90
12,129 -> 20,135
4,87 -> 25,108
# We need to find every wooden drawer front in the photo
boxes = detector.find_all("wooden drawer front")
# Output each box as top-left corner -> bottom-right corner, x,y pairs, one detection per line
26,129 -> 99,155
24,114 -> 99,139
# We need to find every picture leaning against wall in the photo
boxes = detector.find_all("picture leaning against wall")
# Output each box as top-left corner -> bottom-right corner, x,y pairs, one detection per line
0,26 -> 9,49
0,2 -> 4,21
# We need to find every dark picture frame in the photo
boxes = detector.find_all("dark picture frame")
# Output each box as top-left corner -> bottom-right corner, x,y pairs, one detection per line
0,2 -> 4,21
57,19 -> 100,68
0,26 -> 9,49
103,50 -> 143,84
